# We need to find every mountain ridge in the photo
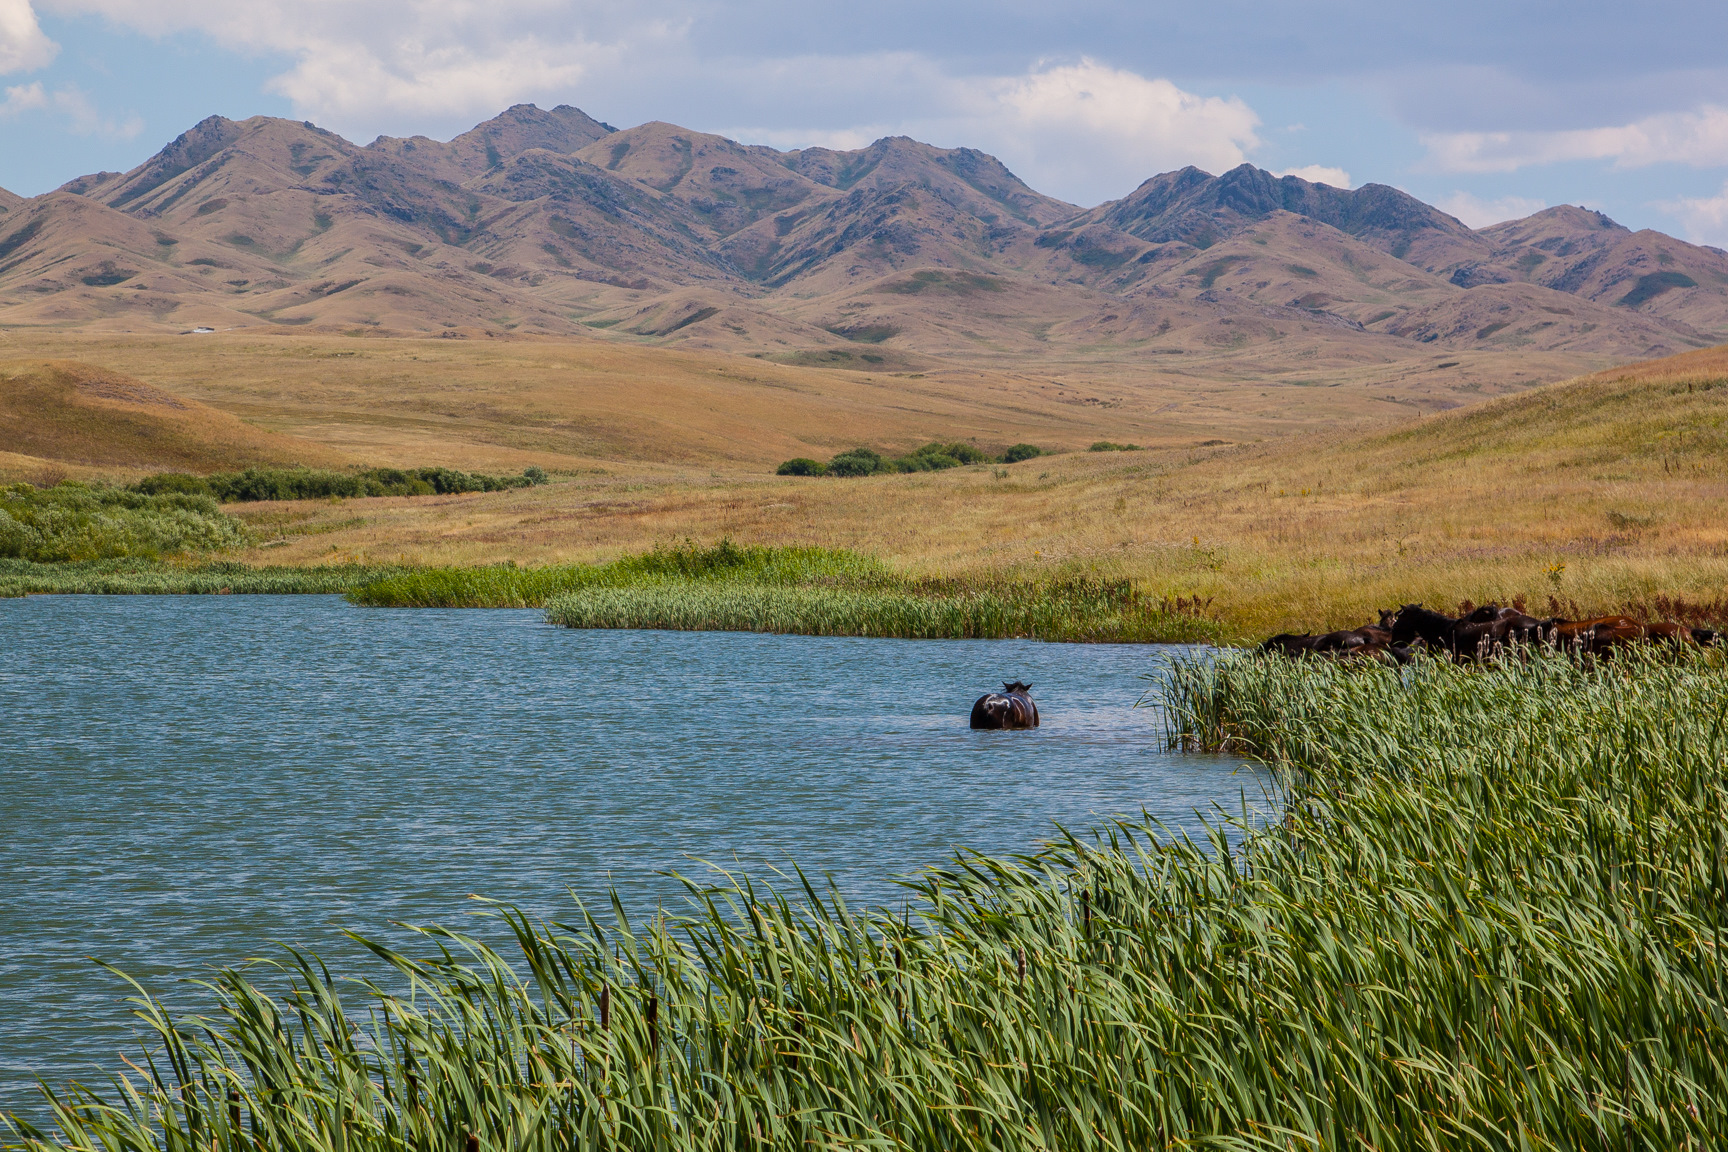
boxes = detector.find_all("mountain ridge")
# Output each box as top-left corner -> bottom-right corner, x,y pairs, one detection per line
3,105 -> 1724,384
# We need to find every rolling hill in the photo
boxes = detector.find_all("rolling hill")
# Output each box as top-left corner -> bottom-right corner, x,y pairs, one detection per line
1,105 -> 1724,392
0,360 -> 346,478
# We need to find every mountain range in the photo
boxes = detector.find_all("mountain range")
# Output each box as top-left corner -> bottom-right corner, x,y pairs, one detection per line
3,103 -> 1726,380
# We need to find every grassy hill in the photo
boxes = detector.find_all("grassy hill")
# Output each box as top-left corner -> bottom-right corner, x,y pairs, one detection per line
0,359 -> 346,480
8,325 -> 1724,638
168,343 -> 1726,639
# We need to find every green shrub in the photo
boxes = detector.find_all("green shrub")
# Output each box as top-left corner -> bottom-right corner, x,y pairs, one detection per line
825,447 -> 892,477
893,441 -> 990,471
775,458 -> 827,476
0,482 -> 246,562
1088,441 -> 1140,452
131,466 -> 550,503
1002,443 -> 1043,462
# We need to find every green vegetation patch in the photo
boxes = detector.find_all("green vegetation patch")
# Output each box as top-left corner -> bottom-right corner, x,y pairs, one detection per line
0,558 -> 403,597
15,648 -> 1723,1150
352,540 -> 1218,643
544,581 -> 1210,641
134,466 -> 549,503
349,541 -> 886,609
0,482 -> 246,563
1088,441 -> 1141,452
778,442 -> 1038,476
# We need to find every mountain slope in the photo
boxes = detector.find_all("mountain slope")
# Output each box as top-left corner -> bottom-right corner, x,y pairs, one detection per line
369,104 -> 614,183
4,105 -> 1724,381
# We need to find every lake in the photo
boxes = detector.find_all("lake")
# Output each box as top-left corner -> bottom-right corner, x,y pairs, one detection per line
0,595 -> 1263,1112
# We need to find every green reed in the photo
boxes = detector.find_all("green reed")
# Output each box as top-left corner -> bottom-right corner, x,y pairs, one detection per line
354,541 -> 1220,643
0,559 -> 406,597
542,581 -> 1212,642
9,649 -> 1724,1150
347,542 -> 889,609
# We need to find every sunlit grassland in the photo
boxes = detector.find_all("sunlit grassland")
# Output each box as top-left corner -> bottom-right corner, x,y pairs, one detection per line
258,347 -> 1728,640
10,650 -> 1725,1149
8,333 -> 1728,638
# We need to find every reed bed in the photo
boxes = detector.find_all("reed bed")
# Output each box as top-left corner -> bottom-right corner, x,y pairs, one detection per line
543,581 -> 1211,642
0,559 -> 405,597
348,542 -> 888,609
355,541 -> 1220,643
9,649 -> 1724,1149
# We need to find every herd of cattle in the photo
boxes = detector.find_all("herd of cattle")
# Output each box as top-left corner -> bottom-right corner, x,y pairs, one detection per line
1263,604 -> 1723,663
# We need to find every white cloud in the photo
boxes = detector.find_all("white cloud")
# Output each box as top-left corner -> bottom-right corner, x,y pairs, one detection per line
29,4 -> 1262,205
0,78 -> 45,112
723,57 -> 1264,205
1273,164 -> 1351,188
984,59 -> 1260,198
1433,191 -> 1547,228
0,0 -> 57,73
0,77 -> 139,135
1660,181 -> 1728,247
44,0 -> 631,132
1422,104 -> 1728,173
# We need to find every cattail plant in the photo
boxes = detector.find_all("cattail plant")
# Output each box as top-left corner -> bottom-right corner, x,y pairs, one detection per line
8,646 -> 1726,1149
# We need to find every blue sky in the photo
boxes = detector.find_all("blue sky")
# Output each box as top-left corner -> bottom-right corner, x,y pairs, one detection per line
5,0 -> 1728,241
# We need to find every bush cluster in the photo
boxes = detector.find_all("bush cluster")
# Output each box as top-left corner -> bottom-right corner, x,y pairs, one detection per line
0,482 -> 246,562
133,466 -> 549,503
777,442 -> 1041,477
1088,440 -> 1141,452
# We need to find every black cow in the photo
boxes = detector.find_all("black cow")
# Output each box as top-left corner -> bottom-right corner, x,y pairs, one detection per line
970,681 -> 1040,729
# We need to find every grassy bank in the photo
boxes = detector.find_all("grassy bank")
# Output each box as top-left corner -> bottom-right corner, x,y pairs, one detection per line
11,651 -> 1725,1149
1,482 -> 245,562
0,559 -> 405,597
353,542 -> 1221,643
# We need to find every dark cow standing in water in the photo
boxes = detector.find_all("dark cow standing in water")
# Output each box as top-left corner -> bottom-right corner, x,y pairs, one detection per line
971,682 -> 1040,729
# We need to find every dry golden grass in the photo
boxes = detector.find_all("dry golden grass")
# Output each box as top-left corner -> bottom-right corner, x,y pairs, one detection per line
0,359 -> 344,479
215,345 -> 1728,639
0,329 -> 1567,479
5,329 -> 1722,640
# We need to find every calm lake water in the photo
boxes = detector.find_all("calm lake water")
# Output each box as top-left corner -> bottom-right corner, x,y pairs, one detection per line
0,595 -> 1262,1112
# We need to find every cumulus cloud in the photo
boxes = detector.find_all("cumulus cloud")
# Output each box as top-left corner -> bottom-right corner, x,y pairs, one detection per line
1433,191 -> 1547,228
1660,181 -> 1728,248
1422,104 -> 1728,173
0,0 -> 57,73
733,58 -> 1262,205
0,77 -> 45,112
44,0 -> 631,132
0,77 -> 140,134
982,59 -> 1259,199
1273,164 -> 1351,188
31,3 -> 1263,204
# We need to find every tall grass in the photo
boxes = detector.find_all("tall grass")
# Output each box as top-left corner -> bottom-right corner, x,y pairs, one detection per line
349,541 -> 888,609
10,650 -> 1724,1149
544,582 -> 1214,642
0,559 -> 405,597
0,482 -> 245,562
352,541 -> 1221,643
